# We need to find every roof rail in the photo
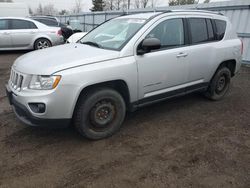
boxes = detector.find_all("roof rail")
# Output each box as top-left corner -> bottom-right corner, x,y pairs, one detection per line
171,9 -> 223,16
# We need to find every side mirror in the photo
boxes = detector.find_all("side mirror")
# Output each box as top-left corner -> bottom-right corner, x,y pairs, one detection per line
137,38 -> 161,55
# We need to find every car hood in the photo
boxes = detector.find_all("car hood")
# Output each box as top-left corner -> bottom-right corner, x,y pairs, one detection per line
13,43 -> 120,75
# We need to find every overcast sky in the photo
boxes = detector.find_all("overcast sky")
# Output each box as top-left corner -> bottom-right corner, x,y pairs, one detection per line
13,0 -> 227,12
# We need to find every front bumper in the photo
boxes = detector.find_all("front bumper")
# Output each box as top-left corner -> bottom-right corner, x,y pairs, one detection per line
5,84 -> 71,128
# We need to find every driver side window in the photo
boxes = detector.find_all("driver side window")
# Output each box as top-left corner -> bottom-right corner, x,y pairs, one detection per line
146,18 -> 184,49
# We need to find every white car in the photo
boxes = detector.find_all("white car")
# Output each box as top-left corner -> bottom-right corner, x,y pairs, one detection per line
66,32 -> 87,43
0,17 -> 64,50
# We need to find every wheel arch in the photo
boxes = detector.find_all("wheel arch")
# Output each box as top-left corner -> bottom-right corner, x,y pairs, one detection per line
73,80 -> 131,117
215,59 -> 237,77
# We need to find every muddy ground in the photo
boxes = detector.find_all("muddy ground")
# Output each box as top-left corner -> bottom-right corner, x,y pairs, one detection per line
0,52 -> 249,188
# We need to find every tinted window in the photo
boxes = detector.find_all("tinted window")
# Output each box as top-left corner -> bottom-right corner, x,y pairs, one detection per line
215,19 -> 226,40
11,20 -> 37,29
0,20 -> 8,30
35,19 -> 58,27
34,17 -> 57,22
189,18 -> 208,44
146,19 -> 184,49
206,19 -> 215,41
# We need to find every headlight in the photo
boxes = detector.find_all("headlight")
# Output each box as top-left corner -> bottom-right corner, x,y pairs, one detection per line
29,75 -> 61,90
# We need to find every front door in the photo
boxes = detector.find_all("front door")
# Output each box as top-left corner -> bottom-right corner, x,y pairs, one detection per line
136,18 -> 189,102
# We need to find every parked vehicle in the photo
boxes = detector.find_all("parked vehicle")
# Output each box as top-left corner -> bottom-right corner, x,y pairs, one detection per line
66,32 -> 87,43
30,16 -> 74,40
6,10 -> 242,139
0,17 -> 64,50
68,20 -> 82,32
0,3 -> 28,17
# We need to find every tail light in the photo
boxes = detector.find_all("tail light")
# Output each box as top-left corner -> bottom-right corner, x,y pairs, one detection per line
240,39 -> 244,55
57,29 -> 62,36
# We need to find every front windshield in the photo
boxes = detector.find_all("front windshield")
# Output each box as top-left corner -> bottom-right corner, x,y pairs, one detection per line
79,18 -> 146,50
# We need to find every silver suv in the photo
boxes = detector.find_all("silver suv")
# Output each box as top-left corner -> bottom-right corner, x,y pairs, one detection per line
6,10 -> 242,139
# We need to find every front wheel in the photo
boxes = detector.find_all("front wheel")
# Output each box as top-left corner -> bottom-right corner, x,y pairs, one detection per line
74,88 -> 126,140
204,67 -> 231,101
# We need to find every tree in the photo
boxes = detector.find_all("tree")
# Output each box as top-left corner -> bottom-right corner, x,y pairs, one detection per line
204,0 -> 210,3
91,0 -> 105,11
121,0 -> 127,10
116,0 -> 123,10
128,0 -> 131,9
134,0 -> 149,8
150,0 -> 159,8
43,4 -> 58,15
59,9 -> 68,15
34,3 -> 58,16
169,0 -> 196,6
104,0 -> 115,10
72,0 -> 82,14
36,3 -> 43,15
28,7 -> 33,15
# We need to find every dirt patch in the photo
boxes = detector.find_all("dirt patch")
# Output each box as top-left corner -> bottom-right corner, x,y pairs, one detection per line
0,52 -> 249,187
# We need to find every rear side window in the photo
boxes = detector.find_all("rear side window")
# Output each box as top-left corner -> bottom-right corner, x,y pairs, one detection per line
206,19 -> 215,41
188,18 -> 208,44
0,19 -> 8,30
10,20 -> 37,30
214,19 -> 226,40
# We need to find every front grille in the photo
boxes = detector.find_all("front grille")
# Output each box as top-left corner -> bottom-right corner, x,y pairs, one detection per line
10,69 -> 25,91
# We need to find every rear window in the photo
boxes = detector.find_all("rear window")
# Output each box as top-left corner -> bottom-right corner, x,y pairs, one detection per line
189,18 -> 208,44
214,19 -> 226,40
11,20 -> 37,29
0,19 -> 8,30
35,19 -> 58,27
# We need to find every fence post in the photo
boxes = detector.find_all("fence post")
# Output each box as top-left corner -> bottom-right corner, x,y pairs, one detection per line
83,15 -> 86,32
105,11 -> 107,21
92,13 -> 95,30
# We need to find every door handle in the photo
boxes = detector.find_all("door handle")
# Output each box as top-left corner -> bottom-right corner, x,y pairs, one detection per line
3,32 -> 10,35
176,52 -> 188,58
30,31 -> 35,34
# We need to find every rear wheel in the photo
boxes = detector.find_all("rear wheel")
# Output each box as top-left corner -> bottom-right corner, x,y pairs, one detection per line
34,38 -> 51,50
74,88 -> 126,140
204,67 -> 231,101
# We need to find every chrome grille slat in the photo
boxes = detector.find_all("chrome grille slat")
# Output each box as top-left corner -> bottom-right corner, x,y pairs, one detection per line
9,69 -> 26,91
14,73 -> 18,85
18,75 -> 23,88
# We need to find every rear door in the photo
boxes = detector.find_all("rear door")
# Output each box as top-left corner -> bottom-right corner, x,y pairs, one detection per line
9,19 -> 38,48
185,17 -> 216,85
0,19 -> 12,48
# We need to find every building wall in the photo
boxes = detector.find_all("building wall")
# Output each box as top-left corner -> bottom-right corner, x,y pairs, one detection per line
58,0 -> 250,64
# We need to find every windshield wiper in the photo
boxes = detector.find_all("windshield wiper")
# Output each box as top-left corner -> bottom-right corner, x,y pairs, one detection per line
80,41 -> 101,48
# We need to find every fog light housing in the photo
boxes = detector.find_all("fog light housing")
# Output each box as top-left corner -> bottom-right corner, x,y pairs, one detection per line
29,103 -> 46,113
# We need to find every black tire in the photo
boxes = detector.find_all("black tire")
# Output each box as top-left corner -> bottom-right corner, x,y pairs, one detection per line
204,67 -> 231,101
34,38 -> 52,50
74,88 -> 126,140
